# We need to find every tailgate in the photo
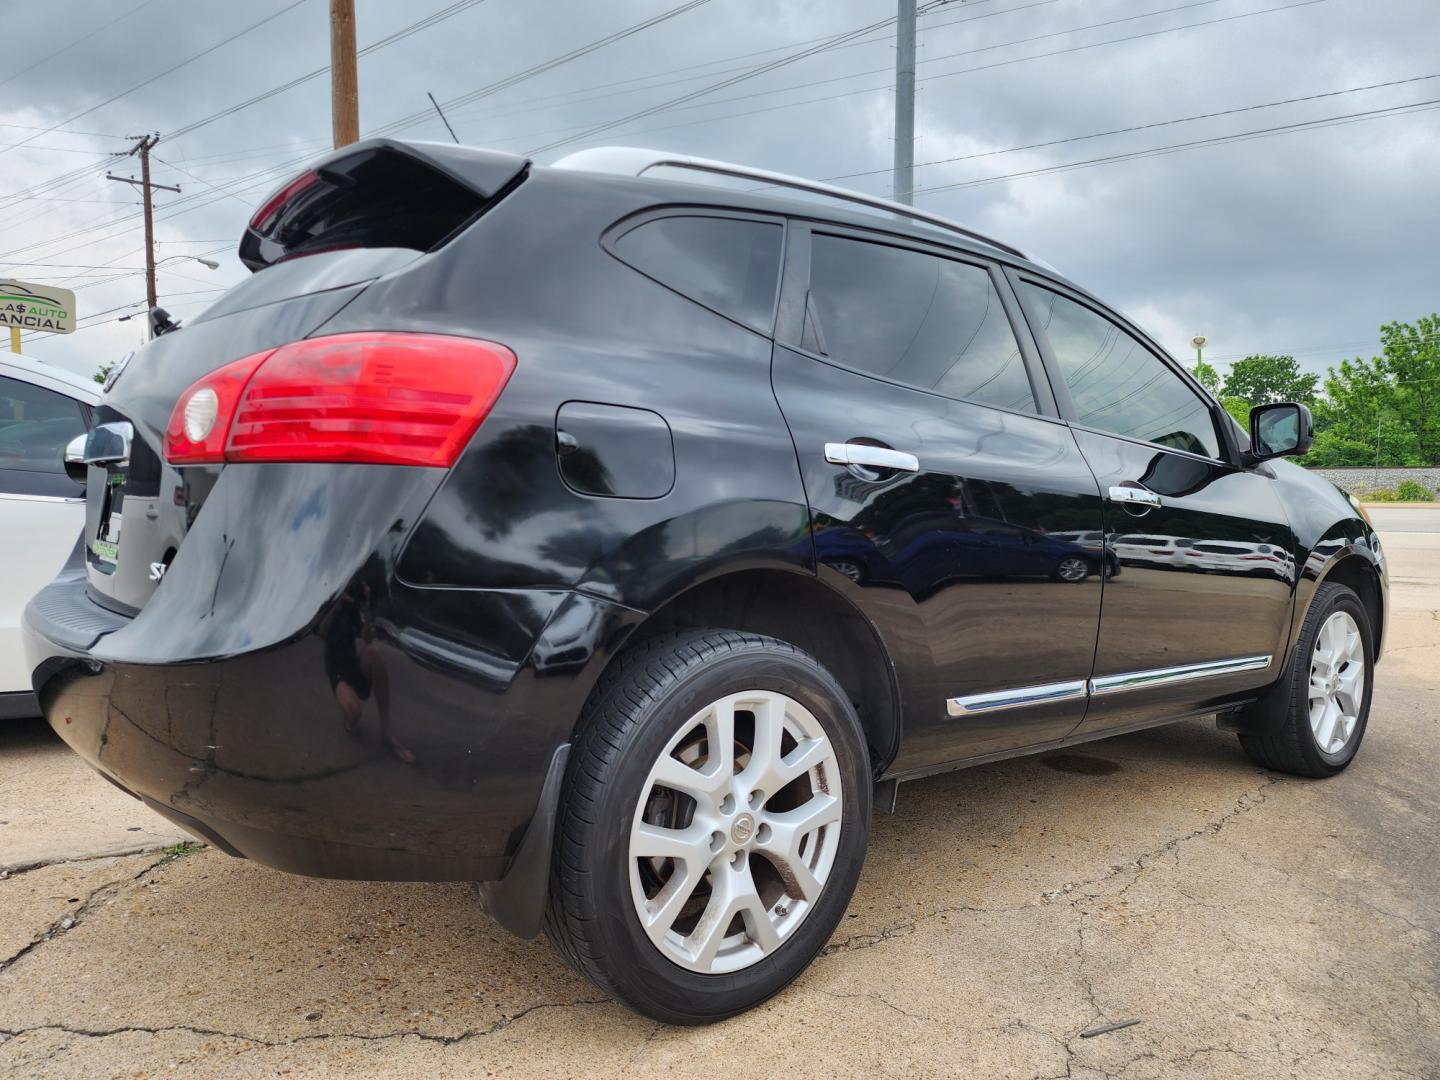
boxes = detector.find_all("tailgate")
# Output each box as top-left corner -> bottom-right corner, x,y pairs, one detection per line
82,269 -> 378,613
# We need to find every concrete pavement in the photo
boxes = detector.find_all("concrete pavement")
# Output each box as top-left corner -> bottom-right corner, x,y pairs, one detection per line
1,529 -> 1436,1078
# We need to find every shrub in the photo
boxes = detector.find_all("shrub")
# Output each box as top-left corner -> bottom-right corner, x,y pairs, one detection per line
1366,488 -> 1401,502
1396,479 -> 1435,502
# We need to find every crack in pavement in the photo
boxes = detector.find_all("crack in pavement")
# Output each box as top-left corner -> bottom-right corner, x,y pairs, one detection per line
0,842 -> 182,879
0,851 -> 176,975
808,987 -> 937,1022
821,774 -> 1286,963
0,998 -> 616,1055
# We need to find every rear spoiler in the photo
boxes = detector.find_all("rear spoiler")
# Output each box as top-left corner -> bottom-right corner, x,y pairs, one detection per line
239,139 -> 529,271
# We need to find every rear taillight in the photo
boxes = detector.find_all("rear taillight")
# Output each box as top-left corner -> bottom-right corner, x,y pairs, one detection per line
163,333 -> 516,467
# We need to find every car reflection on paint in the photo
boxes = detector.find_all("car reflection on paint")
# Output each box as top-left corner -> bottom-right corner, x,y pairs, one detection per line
1108,533 -> 1295,577
815,512 -> 1111,592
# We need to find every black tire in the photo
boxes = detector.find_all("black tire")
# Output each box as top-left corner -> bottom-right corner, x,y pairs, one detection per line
545,629 -> 871,1024
1237,582 -> 1374,778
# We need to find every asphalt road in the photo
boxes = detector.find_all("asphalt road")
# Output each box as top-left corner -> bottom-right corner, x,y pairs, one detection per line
1,526 -> 1436,1078
1365,506 -> 1440,532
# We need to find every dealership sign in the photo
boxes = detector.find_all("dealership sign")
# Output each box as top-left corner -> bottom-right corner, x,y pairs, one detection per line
0,279 -> 76,334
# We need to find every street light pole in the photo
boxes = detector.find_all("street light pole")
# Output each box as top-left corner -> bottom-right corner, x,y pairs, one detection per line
893,0 -> 916,205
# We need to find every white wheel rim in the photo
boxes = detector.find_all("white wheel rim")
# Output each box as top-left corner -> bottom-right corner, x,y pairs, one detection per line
627,689 -> 843,975
1058,557 -> 1088,582
1309,610 -> 1366,755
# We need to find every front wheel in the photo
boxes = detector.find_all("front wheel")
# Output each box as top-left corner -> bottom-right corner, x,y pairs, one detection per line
545,629 -> 871,1024
1237,582 -> 1374,777
1052,555 -> 1091,583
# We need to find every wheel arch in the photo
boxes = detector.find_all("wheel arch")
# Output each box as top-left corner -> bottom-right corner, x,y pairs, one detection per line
1292,546 -> 1385,666
1312,549 -> 1385,656
587,567 -> 904,776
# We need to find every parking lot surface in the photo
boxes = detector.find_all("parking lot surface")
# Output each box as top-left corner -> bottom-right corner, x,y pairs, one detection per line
1,521 -> 1436,1079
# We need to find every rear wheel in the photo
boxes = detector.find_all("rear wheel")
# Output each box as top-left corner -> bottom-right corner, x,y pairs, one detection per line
1238,582 -> 1374,777
545,629 -> 870,1024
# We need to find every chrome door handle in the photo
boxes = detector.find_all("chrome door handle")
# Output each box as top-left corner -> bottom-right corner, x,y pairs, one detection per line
824,442 -> 919,473
1109,485 -> 1161,507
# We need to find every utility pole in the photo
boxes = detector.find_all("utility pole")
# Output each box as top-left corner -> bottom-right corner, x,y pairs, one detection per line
893,0 -> 916,205
107,134 -> 180,325
330,0 -> 359,148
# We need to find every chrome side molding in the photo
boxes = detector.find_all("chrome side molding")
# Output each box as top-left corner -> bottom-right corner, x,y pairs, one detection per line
948,655 -> 1272,716
947,679 -> 1087,717
1088,654 -> 1271,696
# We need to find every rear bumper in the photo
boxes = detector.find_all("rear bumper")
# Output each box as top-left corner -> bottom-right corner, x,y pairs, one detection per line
26,557 -> 642,883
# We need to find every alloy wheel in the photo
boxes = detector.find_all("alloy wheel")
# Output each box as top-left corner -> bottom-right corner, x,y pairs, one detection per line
1309,610 -> 1366,754
628,690 -> 843,975
1056,556 -> 1089,582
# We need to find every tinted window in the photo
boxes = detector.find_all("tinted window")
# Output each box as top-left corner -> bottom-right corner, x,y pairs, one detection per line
612,215 -> 782,331
806,234 -> 1035,413
1019,283 -> 1218,458
0,375 -> 86,478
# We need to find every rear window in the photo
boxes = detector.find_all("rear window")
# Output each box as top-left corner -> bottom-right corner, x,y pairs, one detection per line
805,233 -> 1035,414
610,215 -> 782,332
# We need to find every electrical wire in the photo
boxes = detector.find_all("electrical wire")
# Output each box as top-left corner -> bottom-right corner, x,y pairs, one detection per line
165,0 -> 497,142
513,0 -> 1331,156
0,0 -> 167,90
819,73 -> 1440,185
911,96 -> 1440,195
364,0 -> 722,141
0,0 -> 312,162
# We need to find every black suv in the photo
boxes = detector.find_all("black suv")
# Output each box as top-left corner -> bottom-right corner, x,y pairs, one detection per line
25,140 -> 1385,1024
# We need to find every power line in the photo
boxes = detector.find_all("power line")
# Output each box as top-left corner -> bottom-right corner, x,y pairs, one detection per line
514,0 -> 1330,156
0,0 -> 1346,265
0,0 -> 725,261
0,0 -> 166,90
366,0 -> 722,141
0,0 -> 311,161
523,7 -> 915,156
156,0 -> 1057,169
437,0 -> 1057,133
911,97 -> 1440,195
819,72 -> 1440,185
165,0 -> 496,142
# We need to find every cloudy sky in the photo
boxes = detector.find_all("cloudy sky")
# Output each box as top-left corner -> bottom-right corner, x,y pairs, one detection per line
2,0 -> 1435,382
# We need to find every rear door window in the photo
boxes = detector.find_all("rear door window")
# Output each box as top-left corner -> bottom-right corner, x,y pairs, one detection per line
610,214 -> 782,332
805,232 -> 1035,414
0,375 -> 86,488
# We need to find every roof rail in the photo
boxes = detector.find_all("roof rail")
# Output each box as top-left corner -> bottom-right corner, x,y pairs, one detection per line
550,146 -> 1028,260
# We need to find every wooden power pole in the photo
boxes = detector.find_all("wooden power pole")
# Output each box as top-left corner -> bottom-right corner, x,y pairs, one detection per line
330,0 -> 359,148
107,134 -> 180,320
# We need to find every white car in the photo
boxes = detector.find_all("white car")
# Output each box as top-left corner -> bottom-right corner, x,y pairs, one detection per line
0,353 -> 99,718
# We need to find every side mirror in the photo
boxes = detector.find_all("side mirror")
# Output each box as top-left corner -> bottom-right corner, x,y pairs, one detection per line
63,433 -> 88,486
1246,402 -> 1313,464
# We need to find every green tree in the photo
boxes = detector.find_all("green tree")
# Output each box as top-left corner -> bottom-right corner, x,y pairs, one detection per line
1376,314 -> 1440,463
1305,350 -> 1422,467
1192,358 -> 1220,393
1220,354 -> 1318,406
93,361 -> 114,385
1220,395 -> 1251,429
